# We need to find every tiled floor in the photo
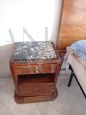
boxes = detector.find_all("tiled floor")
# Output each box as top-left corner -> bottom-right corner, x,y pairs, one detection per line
0,72 -> 86,115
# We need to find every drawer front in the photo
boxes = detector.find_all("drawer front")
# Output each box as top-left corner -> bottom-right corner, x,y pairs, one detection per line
14,64 -> 57,75
17,83 -> 55,96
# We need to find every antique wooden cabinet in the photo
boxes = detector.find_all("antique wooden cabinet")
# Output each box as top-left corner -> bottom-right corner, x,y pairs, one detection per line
10,41 -> 61,103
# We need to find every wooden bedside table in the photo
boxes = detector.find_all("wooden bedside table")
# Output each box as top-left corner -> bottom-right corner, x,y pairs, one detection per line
10,41 -> 61,103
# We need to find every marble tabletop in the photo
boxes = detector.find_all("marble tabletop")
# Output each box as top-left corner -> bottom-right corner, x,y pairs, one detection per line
11,41 -> 57,61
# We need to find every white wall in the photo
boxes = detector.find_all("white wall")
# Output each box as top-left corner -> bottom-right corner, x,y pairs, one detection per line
0,0 -> 63,77
0,0 -> 62,45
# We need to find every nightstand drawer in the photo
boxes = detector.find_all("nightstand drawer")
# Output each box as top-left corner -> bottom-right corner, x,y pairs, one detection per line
14,64 -> 57,75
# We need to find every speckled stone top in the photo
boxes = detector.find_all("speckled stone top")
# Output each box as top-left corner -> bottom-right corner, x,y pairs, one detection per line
11,41 -> 57,61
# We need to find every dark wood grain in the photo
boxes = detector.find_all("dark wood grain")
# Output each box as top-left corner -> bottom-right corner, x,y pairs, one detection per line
14,90 -> 57,104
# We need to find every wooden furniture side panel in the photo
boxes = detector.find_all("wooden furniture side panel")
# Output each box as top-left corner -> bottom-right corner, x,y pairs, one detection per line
58,0 -> 86,50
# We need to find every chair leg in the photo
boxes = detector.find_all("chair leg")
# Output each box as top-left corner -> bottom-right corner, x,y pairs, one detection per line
68,71 -> 73,87
68,65 -> 86,99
